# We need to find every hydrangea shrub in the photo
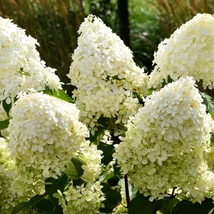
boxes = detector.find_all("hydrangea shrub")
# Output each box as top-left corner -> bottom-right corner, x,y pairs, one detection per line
0,13 -> 214,214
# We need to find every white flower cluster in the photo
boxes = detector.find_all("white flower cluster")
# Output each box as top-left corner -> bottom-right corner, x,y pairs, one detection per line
0,138 -> 40,214
58,181 -> 105,214
7,92 -> 92,195
63,139 -> 103,183
0,16 -> 61,120
77,143 -> 103,182
0,137 -> 17,213
114,77 -> 214,203
57,133 -> 104,214
149,13 -> 214,90
68,15 -> 148,129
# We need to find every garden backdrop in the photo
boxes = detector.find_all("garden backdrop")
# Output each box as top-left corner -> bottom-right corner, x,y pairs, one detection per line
1,0 -> 214,94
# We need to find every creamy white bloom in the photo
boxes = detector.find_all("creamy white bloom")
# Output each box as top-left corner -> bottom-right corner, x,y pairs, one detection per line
149,13 -> 214,89
8,92 -> 88,180
0,16 -> 61,107
8,92 -> 104,201
78,142 -> 103,182
58,181 -> 105,214
114,77 -> 214,203
0,104 -> 8,121
0,137 -> 41,213
68,15 -> 148,128
0,138 -> 17,213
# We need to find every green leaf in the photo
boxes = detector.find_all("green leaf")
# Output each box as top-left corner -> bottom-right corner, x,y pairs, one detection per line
12,193 -> 47,214
35,199 -> 55,213
0,119 -> 9,130
147,88 -> 154,96
98,142 -> 115,165
171,198 -> 214,214
211,133 -> 214,146
71,158 -> 84,177
45,195 -> 63,214
2,99 -> 12,116
113,162 -> 122,177
200,92 -> 214,113
100,182 -> 122,213
12,174 -> 69,213
45,173 -> 69,196
43,88 -> 73,103
161,76 -> 173,88
160,197 -> 179,214
99,170 -> 115,182
53,89 -> 74,103
209,208 -> 214,214
89,117 -> 110,143
128,193 -> 161,214
210,112 -> 214,120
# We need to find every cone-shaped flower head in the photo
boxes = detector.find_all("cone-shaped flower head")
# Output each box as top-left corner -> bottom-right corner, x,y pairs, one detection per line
114,77 -> 214,203
8,92 -> 103,200
149,13 -> 214,90
0,16 -> 61,120
68,15 -> 148,128
8,92 -> 89,178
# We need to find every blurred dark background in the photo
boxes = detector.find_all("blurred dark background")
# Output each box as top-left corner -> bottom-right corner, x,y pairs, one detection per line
0,0 -> 214,93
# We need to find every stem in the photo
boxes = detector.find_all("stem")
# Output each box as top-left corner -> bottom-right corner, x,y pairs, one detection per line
170,187 -> 177,198
124,174 -> 130,207
152,207 -> 157,214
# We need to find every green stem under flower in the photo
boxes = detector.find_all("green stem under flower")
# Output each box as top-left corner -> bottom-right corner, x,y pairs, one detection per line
124,174 -> 130,207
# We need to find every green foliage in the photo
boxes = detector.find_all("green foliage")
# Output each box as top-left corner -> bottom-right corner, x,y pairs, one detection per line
35,199 -> 59,214
12,193 -> 48,214
43,88 -> 74,103
12,173 -> 69,214
200,92 -> 214,146
99,169 -> 115,182
129,0 -> 163,72
85,0 -> 117,31
171,198 -> 214,214
128,193 -> 161,214
71,158 -> 84,177
88,116 -> 111,143
147,0 -> 214,38
100,182 -> 122,213
45,174 -> 69,196
211,133 -> 214,146
98,142 -> 115,165
201,92 -> 214,113
0,119 -> 9,130
2,98 -> 12,116
160,197 -> 179,214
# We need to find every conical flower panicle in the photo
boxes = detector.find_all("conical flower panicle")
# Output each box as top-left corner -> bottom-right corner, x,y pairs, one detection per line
149,13 -> 214,90
68,15 -> 148,130
114,77 -> 214,202
0,16 -> 61,120
8,92 -> 103,200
